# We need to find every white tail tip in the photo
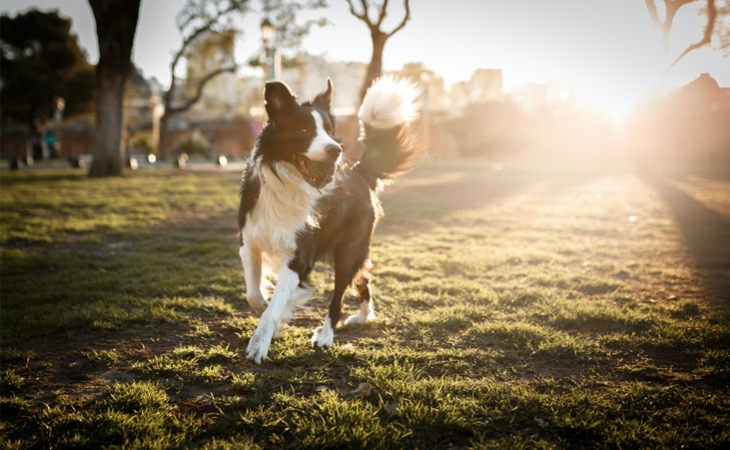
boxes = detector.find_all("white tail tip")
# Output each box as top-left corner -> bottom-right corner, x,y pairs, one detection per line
358,75 -> 420,129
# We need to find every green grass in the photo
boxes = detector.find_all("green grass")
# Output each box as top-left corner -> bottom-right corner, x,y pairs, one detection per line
1,163 -> 729,448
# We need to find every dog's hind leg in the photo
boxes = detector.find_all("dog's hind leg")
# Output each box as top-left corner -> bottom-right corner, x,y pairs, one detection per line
239,244 -> 267,316
312,249 -> 368,349
344,267 -> 376,326
311,275 -> 348,349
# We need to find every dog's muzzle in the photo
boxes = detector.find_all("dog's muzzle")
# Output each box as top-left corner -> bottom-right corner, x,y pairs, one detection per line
293,147 -> 341,189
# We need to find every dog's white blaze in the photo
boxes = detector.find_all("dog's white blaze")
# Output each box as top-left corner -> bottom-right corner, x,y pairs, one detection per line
305,111 -> 341,161
312,315 -> 335,348
246,266 -> 301,364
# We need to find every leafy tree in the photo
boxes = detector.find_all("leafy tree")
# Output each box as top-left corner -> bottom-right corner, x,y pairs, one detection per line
0,9 -> 94,132
88,0 -> 141,177
346,0 -> 411,100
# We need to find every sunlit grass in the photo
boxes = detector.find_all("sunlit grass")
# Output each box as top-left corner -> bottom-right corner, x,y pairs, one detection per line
0,163 -> 728,448
82,348 -> 121,365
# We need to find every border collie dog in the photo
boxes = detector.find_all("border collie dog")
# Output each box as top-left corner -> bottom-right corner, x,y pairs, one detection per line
238,76 -> 419,363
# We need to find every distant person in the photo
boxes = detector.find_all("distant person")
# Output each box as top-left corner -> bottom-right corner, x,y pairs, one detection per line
44,130 -> 58,159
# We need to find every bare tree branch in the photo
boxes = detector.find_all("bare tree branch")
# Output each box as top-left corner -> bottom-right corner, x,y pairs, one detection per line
347,0 -> 412,100
167,0 -> 243,97
663,0 -> 699,51
386,0 -> 410,37
158,0 -> 326,157
158,0 -> 247,158
668,0 -> 717,69
346,0 -> 371,26
166,65 -> 238,115
168,22 -> 216,92
376,0 -> 389,27
645,0 -> 661,28
359,0 -> 370,22
645,0 -> 699,51
645,0 -> 718,68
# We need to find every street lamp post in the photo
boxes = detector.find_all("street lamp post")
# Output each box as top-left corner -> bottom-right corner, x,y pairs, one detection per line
53,96 -> 65,159
149,92 -> 163,159
260,18 -> 280,80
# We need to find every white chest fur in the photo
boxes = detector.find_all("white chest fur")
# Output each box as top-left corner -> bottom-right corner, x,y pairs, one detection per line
242,161 -> 321,260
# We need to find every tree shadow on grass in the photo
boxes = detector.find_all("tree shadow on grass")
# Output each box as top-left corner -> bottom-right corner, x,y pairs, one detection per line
378,164 -> 606,235
2,212 -> 241,325
641,172 -> 730,308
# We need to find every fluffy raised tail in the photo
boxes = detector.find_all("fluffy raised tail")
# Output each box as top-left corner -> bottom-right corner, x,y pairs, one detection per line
355,76 -> 421,189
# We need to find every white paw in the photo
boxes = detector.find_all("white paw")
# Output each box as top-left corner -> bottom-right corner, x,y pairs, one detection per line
344,311 -> 376,326
246,323 -> 274,364
311,317 -> 334,349
247,294 -> 268,316
344,302 -> 376,326
343,314 -> 364,326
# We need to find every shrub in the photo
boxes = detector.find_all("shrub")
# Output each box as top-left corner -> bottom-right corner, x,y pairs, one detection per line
177,133 -> 210,158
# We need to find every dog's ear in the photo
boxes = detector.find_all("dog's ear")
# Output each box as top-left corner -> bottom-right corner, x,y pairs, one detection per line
313,78 -> 333,110
265,81 -> 297,120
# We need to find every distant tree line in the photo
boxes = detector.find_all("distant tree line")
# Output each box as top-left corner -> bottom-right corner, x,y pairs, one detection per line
0,10 -> 95,134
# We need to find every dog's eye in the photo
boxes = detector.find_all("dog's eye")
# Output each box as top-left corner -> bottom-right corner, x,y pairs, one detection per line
298,127 -> 310,136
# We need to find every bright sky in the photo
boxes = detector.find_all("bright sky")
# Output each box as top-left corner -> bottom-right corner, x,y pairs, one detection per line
3,0 -> 729,114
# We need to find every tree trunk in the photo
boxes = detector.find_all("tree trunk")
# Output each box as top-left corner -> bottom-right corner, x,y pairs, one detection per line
360,32 -> 387,101
89,69 -> 126,176
88,0 -> 141,177
158,113 -> 171,160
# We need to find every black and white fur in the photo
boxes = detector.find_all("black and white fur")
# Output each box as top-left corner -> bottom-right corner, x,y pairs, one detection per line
238,76 -> 419,364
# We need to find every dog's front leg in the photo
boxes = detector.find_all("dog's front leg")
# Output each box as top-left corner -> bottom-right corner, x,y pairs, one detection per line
239,243 -> 268,316
246,266 -> 300,364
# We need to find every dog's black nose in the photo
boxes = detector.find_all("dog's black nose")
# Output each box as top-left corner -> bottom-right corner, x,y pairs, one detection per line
325,144 -> 342,160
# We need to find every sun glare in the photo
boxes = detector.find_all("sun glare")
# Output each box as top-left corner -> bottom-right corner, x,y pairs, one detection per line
563,56 -> 665,123
582,85 -> 645,122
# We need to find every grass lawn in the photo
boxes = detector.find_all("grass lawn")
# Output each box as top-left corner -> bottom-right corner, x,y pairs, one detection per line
1,161 -> 728,449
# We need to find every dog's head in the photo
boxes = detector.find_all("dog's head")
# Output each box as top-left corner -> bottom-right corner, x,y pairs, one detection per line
259,79 -> 343,189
